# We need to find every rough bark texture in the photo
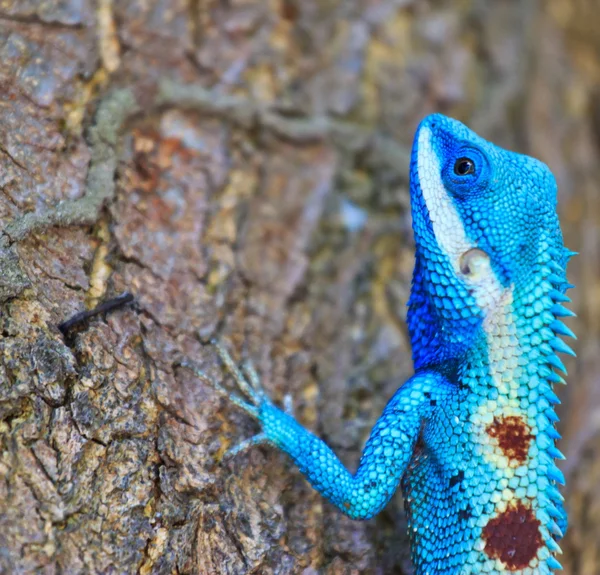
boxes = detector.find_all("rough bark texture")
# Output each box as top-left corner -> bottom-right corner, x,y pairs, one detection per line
0,1 -> 598,574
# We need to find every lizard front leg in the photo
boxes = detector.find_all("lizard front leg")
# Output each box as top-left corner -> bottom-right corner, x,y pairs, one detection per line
181,341 -> 445,521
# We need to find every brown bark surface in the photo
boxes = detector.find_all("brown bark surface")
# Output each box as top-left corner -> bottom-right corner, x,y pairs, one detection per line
0,1 -> 598,574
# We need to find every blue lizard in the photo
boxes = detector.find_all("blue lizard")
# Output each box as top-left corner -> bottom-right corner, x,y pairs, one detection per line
186,114 -> 575,574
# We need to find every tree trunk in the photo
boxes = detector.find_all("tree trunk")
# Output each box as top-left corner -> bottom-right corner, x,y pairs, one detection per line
0,1 -> 598,573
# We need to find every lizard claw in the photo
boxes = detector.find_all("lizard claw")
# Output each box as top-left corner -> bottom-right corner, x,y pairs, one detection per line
283,393 -> 295,417
223,433 -> 269,459
180,340 -> 297,459
240,359 -> 265,399
177,358 -> 259,418
211,340 -> 265,405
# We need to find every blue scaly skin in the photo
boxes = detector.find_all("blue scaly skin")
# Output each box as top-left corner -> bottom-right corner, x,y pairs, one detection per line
188,114 -> 575,574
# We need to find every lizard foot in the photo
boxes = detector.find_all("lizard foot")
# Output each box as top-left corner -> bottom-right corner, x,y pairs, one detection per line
179,340 -> 278,458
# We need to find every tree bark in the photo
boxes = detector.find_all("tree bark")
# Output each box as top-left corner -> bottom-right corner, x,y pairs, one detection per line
0,1 -> 598,573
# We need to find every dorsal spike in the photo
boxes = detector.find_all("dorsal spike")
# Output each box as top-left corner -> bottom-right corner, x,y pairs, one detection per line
547,392 -> 561,404
549,320 -> 576,339
547,371 -> 567,385
548,446 -> 566,460
540,495 -> 562,519
547,273 -> 564,286
551,304 -> 576,318
548,485 -> 565,503
549,261 -> 564,274
547,557 -> 563,570
548,520 -> 564,538
549,289 -> 571,303
548,464 -> 566,485
546,537 -> 562,554
546,427 -> 562,440
547,354 -> 567,374
547,247 -> 561,258
549,337 -> 576,357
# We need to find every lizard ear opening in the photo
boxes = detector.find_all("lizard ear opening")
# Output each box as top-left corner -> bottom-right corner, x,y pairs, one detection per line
459,248 -> 490,278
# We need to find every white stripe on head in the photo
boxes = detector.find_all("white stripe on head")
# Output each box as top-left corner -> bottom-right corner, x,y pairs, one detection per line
417,126 -> 474,275
416,126 -> 506,311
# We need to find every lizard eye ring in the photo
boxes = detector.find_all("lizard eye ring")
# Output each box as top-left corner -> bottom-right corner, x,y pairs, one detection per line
454,157 -> 475,176
444,147 -> 488,192
459,248 -> 490,277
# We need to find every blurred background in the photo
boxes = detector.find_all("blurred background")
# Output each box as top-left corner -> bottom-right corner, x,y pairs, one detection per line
0,0 -> 598,573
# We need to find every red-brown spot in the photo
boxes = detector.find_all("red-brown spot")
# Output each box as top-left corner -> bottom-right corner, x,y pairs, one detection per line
486,415 -> 534,464
482,501 -> 542,570
343,501 -> 351,510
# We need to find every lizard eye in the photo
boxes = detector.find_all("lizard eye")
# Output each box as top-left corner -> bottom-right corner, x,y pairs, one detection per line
459,248 -> 490,278
454,157 -> 475,176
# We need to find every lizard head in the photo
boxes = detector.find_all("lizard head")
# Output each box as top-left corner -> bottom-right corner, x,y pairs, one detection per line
407,113 -> 570,368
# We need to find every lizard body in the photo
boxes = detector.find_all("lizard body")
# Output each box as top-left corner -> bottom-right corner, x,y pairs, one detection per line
191,114 -> 574,574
